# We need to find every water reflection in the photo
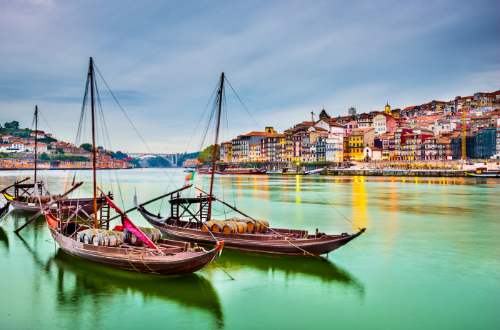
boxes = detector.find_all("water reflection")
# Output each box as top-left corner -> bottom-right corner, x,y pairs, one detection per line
13,221 -> 225,329
51,251 -> 224,328
0,226 -> 9,250
351,176 -> 368,230
213,251 -> 364,297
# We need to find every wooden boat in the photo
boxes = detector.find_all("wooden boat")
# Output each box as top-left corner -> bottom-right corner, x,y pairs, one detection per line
41,57 -> 223,276
2,181 -> 101,214
138,202 -> 364,256
138,72 -> 365,257
45,209 -> 222,275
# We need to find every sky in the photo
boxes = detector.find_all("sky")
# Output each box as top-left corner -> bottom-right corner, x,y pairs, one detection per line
0,0 -> 499,153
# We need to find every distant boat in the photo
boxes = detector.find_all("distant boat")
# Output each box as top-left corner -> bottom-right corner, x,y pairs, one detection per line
0,107 -> 98,214
197,167 -> 266,175
217,167 -> 266,175
304,167 -> 325,175
266,168 -> 283,174
138,72 -> 365,257
465,170 -> 500,178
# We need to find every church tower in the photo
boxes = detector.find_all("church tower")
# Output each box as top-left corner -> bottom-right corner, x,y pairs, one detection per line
384,102 -> 391,115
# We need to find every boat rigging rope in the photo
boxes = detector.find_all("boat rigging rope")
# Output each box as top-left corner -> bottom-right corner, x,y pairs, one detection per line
224,76 -> 260,127
93,62 -> 177,188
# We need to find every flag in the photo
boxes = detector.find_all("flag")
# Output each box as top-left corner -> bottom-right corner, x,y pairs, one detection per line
101,192 -> 160,251
185,171 -> 195,185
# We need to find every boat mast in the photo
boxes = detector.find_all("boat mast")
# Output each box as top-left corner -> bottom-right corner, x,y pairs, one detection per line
207,72 -> 224,221
33,105 -> 38,186
88,57 -> 98,228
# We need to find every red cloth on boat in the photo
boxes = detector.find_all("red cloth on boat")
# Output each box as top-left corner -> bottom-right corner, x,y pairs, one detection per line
102,194 -> 160,251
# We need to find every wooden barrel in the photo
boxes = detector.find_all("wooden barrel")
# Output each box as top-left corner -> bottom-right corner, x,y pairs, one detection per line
222,221 -> 238,234
246,220 -> 256,233
201,220 -> 215,232
211,221 -> 224,233
257,220 -> 270,233
234,221 -> 248,234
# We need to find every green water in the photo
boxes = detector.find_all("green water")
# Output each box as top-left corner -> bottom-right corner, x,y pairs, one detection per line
1,169 -> 499,330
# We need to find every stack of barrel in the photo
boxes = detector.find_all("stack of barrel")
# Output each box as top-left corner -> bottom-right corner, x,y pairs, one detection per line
124,226 -> 162,246
201,217 -> 270,234
77,228 -> 125,247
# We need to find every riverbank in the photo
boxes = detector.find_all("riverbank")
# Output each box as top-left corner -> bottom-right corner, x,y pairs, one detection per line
324,168 -> 467,177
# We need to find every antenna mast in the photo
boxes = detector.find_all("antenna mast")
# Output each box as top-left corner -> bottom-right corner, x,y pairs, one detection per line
88,57 -> 98,227
207,72 -> 224,221
34,105 -> 38,186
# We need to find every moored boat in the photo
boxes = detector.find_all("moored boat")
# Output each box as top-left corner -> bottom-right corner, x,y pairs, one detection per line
1,107 -> 99,214
41,57 -> 223,276
138,202 -> 364,256
465,170 -> 500,177
45,196 -> 222,275
197,166 -> 266,175
138,72 -> 365,257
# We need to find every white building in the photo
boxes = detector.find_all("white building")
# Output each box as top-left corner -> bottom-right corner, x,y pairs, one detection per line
372,113 -> 387,135
325,124 -> 344,162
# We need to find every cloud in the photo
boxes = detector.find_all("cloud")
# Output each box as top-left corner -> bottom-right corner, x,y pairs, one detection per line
0,0 -> 498,152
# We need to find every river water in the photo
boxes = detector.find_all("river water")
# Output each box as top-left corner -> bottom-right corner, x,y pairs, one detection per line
0,169 -> 498,330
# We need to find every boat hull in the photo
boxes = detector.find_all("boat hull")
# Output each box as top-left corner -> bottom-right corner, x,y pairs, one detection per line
465,172 -> 500,178
49,228 -> 220,276
139,206 -> 365,256
4,192 -> 101,214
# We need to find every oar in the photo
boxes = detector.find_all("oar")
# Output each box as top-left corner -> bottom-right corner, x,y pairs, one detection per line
108,184 -> 193,221
14,182 -> 84,233
0,177 -> 30,194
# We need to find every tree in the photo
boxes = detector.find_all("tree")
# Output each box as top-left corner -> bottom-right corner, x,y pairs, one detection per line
198,145 -> 220,164
80,143 -> 92,152
39,153 -> 50,161
4,121 -> 19,130
111,151 -> 128,160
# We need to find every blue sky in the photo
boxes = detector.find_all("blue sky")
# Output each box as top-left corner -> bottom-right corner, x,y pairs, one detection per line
0,0 -> 499,152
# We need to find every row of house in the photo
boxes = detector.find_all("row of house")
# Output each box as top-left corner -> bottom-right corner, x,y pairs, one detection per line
218,89 -> 500,164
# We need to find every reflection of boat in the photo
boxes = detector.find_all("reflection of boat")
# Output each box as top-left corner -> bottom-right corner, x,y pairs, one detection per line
15,225 -> 224,328
52,250 -> 224,326
139,72 -> 365,257
216,250 -> 364,292
0,227 -> 9,250
0,202 -> 10,221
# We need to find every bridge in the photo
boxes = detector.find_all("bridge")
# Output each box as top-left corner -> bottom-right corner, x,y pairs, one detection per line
128,153 -> 180,166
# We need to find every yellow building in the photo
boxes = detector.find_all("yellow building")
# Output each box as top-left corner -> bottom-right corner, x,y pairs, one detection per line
348,127 -> 375,161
